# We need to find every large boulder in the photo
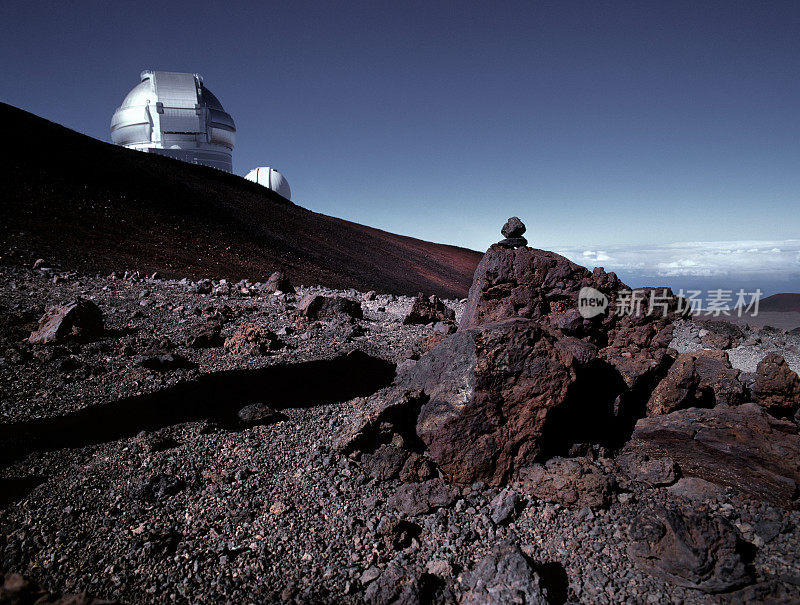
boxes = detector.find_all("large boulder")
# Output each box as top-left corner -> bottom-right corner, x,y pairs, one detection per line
628,506 -> 753,593
265,270 -> 294,294
28,299 -> 103,344
625,403 -> 800,508
752,352 -> 800,415
404,320 -> 584,485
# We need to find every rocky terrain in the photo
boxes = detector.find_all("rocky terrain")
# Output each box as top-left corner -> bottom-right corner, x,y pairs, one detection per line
2,219 -> 800,604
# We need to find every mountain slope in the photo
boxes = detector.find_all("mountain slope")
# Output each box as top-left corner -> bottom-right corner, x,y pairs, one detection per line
760,293 -> 800,313
0,103 -> 481,298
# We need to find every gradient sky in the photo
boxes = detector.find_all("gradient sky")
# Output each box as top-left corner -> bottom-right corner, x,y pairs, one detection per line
2,1 -> 799,293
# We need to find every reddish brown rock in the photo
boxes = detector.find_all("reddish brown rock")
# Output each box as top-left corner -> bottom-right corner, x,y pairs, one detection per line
517,456 -> 615,509
626,403 -> 800,508
405,320 -> 583,486
646,350 -> 744,415
752,353 -> 800,415
224,323 -> 282,355
28,299 -> 103,344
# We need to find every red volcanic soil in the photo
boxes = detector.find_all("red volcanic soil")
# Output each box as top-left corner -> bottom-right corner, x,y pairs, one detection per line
0,103 -> 481,298
759,293 -> 800,313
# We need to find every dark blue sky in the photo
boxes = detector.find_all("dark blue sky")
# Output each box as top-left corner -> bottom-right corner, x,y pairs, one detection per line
2,1 -> 799,292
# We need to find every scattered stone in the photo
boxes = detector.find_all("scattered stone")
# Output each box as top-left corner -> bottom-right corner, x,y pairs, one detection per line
137,474 -> 186,503
194,279 -> 212,294
489,488 -> 522,525
376,515 -> 421,550
667,477 -> 725,503
752,352 -> 800,415
29,299 -> 103,344
363,564 -> 420,605
224,323 -> 283,355
517,457 -> 614,509
628,506 -> 753,593
0,571 -> 119,604
626,403 -> 800,508
459,542 -> 549,605
363,290 -> 377,301
402,293 -> 455,325
388,478 -> 459,516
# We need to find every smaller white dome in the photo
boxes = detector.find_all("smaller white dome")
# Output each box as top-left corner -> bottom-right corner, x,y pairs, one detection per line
245,167 -> 291,200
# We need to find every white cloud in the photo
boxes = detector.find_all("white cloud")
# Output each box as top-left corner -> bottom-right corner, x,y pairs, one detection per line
554,239 -> 800,279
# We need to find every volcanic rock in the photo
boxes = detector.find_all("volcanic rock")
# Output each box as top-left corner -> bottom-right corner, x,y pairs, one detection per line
236,403 -> 280,427
517,457 -> 614,509
646,350 -> 744,415
628,506 -> 753,593
28,299 -> 103,344
297,294 -> 363,321
404,320 -> 582,485
497,237 -> 528,249
185,319 -> 223,348
459,542 -> 549,605
376,516 -> 422,550
134,353 -> 195,371
399,452 -> 438,483
626,403 -> 800,508
501,216 -> 527,238
614,451 -> 678,488
265,270 -> 294,294
388,478 -> 459,516
224,323 -> 283,355
402,294 -> 455,325
752,352 -> 800,415
360,444 -> 409,481
0,571 -> 119,604
363,564 -> 421,605
489,488 -> 522,525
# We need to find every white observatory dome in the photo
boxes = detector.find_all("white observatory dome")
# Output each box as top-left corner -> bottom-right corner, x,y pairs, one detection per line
245,167 -> 291,200
110,70 -> 236,172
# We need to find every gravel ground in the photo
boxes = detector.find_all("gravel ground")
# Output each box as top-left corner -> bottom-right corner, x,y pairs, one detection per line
1,265 -> 799,604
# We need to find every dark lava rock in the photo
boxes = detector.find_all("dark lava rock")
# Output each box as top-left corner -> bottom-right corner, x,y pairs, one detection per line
194,279 -> 212,294
388,478 -> 459,516
614,451 -> 678,488
265,270 -> 295,294
646,350 -> 744,415
224,323 -> 283,355
696,319 -> 745,350
28,299 -> 103,344
297,294 -> 363,320
402,294 -> 455,325
497,237 -> 528,249
236,403 -> 280,427
459,542 -> 549,605
501,216 -> 527,239
626,403 -> 800,508
133,353 -> 195,371
628,506 -> 753,593
185,319 -> 223,348
360,444 -> 409,481
517,457 -> 614,509
752,352 -> 800,415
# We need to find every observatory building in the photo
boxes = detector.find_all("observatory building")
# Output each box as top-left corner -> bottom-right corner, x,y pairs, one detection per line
111,70 -> 236,172
245,167 -> 291,200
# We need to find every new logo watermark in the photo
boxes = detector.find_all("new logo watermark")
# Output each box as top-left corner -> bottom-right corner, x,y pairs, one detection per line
577,287 -> 609,318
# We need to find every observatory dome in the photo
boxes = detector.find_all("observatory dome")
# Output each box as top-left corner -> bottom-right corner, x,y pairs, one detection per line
245,167 -> 291,200
111,70 -> 235,172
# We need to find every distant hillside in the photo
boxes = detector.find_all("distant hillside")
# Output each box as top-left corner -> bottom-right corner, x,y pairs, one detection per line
0,103 -> 481,298
760,293 -> 800,313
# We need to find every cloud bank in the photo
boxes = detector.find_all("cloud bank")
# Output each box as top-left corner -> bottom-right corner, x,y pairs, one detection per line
554,240 -> 800,294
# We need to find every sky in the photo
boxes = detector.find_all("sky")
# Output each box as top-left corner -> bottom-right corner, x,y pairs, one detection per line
2,1 -> 799,294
